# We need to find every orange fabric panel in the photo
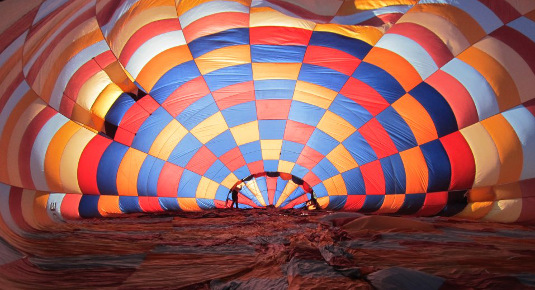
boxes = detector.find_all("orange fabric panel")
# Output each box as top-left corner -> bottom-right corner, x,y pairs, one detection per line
98,195 -> 122,216
182,12 -> 249,42
375,194 -> 405,214
392,94 -> 438,145
116,148 -> 146,196
178,198 -> 202,211
467,187 -> 495,203
363,47 -> 421,91
44,122 -> 80,192
456,200 -> 493,220
493,182 -> 523,200
32,192 -> 55,230
399,147 -> 428,193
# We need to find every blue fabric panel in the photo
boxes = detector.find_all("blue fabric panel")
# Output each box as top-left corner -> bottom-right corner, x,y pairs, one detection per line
105,93 -> 135,126
258,120 -> 286,139
215,185 -> 230,201
312,182 -> 327,198
341,168 -> 365,195
312,158 -> 339,180
177,169 -> 201,198
240,141 -> 262,163
329,95 -> 372,129
255,79 -> 296,100
361,195 -> 384,213
137,156 -> 165,196
168,133 -> 203,166
188,28 -> 249,58
396,193 -> 426,215
288,100 -> 325,126
119,196 -> 142,213
197,198 -> 216,210
221,101 -> 257,127
159,197 -> 181,211
280,141 -> 304,162
203,159 -> 227,182
328,196 -> 346,210
380,154 -> 406,195
150,61 -> 201,103
177,94 -> 218,130
298,64 -> 350,92
354,62 -> 405,104
132,107 -> 173,153
205,130 -> 237,157
291,163 -> 309,179
280,186 -> 305,208
264,160 -> 279,172
438,190 -> 467,217
420,139 -> 451,192
410,82 -> 458,137
307,129 -> 338,156
343,131 -> 377,164
234,165 -> 251,180
251,45 -> 306,63
78,195 -> 101,218
275,178 -> 289,203
376,106 -> 417,152
203,63 -> 253,92
134,81 -> 147,94
97,142 -> 129,195
309,31 -> 372,59
256,176 -> 269,206
240,185 -> 264,207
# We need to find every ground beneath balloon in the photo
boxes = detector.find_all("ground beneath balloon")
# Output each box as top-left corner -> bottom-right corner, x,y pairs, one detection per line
1,209 -> 535,289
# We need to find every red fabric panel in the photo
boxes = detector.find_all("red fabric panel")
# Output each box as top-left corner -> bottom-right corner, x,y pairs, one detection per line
59,94 -> 75,118
119,103 -> 152,133
0,7 -> 37,52
93,50 -> 117,70
387,23 -> 453,67
283,120 -> 315,144
491,26 -> 535,74
358,118 -> 397,159
182,12 -> 249,42
257,99 -> 291,119
138,196 -> 164,212
18,107 -> 56,189
340,77 -> 388,116
524,99 -> 535,117
440,131 -> 475,190
248,160 -> 264,175
359,160 -> 385,195
250,26 -> 312,46
8,187 -> 34,232
426,70 -> 478,129
479,0 -> 521,23
219,147 -> 246,171
162,76 -> 210,117
60,193 -> 82,220
0,73 -> 24,114
343,195 -> 366,211
304,171 -> 322,187
359,13 -> 403,26
96,0 -> 121,26
119,18 -> 181,64
303,46 -> 361,75
213,81 -> 255,110
157,163 -> 183,197
78,135 -> 113,195
282,194 -> 309,209
237,193 -> 260,208
113,126 -> 136,146
416,191 -> 448,216
296,146 -> 324,170
186,146 -> 217,175
266,176 -> 278,205
63,60 -> 101,101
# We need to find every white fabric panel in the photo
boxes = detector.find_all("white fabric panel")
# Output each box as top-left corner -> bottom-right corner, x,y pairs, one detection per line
332,5 -> 411,25
0,183 -> 25,236
502,106 -> 535,180
125,30 -> 186,79
0,31 -> 27,68
179,1 -> 249,28
418,0 -> 503,34
375,33 -> 438,80
441,58 -> 499,121
100,0 -> 140,37
49,40 -> 109,110
46,193 -> 66,222
30,114 -> 69,191
24,1 -> 94,76
33,0 -> 71,25
0,81 -> 30,137
507,16 -> 535,43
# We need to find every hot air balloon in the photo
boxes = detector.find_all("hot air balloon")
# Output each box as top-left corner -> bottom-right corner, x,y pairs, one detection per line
1,0 -> 535,249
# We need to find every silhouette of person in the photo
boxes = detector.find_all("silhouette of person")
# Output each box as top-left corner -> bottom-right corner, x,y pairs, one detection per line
231,184 -> 242,209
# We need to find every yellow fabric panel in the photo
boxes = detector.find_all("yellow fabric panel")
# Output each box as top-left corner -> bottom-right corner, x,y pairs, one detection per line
98,195 -> 122,217
317,111 -> 356,142
246,180 -> 267,206
176,0 -> 250,16
221,173 -> 239,189
177,198 -> 201,211
455,201 -> 494,220
195,45 -> 251,74
493,182 -> 523,200
230,121 -> 259,146
481,114 -> 523,185
293,81 -> 337,109
458,47 -> 520,112
482,199 -> 522,223
91,83 -> 123,120
191,112 -> 228,144
44,121 -> 81,192
326,144 -> 358,173
6,100 -> 47,187
475,37 -> 535,103
392,94 -> 438,145
278,160 -> 295,174
60,127 -> 94,194
150,119 -> 188,159
314,24 -> 383,46
339,0 -> 417,12
250,7 -> 315,29
252,63 -> 301,80
399,147 -> 428,193
275,181 -> 298,207
324,174 -> 347,196
196,176 -> 219,199
396,12 -> 470,56
116,148 -> 146,196
261,139 -> 283,160
103,60 -> 137,92
76,71 -> 112,110
461,123 -> 500,187
317,196 -> 329,208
